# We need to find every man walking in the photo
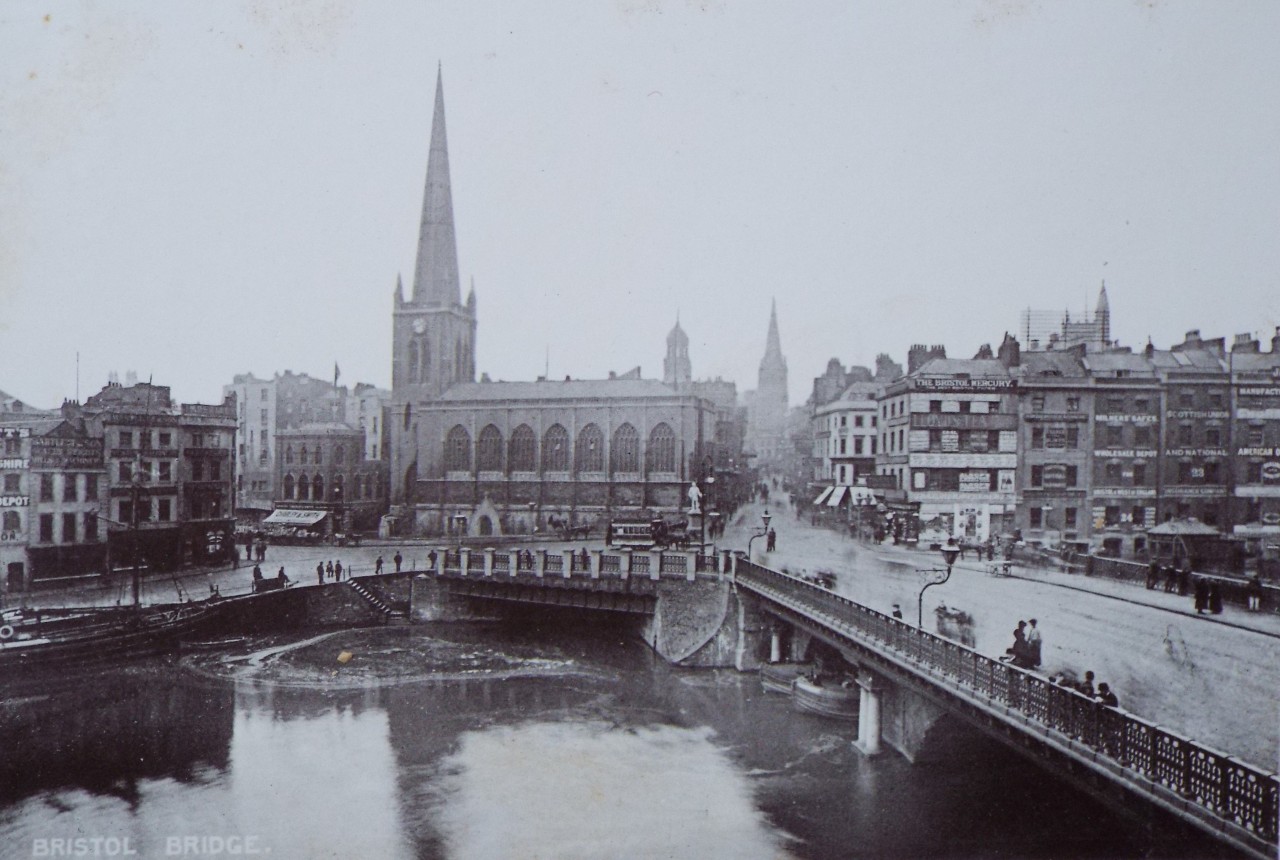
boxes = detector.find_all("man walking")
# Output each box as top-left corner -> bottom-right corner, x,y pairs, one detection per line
1026,618 -> 1043,668
394,551 -> 403,573
316,562 -> 324,585
375,555 -> 384,575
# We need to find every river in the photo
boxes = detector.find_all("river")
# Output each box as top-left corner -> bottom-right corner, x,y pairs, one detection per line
0,614 -> 1232,859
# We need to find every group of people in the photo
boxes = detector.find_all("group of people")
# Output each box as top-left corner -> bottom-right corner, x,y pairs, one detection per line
1005,618 -> 1043,669
1193,577 -> 1224,615
372,552 -> 404,574
251,563 -> 290,587
1047,669 -> 1120,708
316,560 -> 346,583
1146,561 -> 1191,595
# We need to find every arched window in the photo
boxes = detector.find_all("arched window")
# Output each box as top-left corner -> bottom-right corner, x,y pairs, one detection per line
282,474 -> 295,500
312,474 -> 324,501
285,445 -> 294,465
335,445 -> 345,464
477,425 -> 503,471
299,445 -> 308,465
648,423 -> 676,473
332,474 -> 344,501
408,340 -> 420,383
542,424 -> 569,472
297,473 -> 310,500
313,446 -> 322,465
508,424 -> 536,472
576,423 -> 604,472
611,423 -> 639,472
445,425 -> 472,472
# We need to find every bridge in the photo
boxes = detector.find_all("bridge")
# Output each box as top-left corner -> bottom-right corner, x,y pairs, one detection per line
733,558 -> 1278,859
220,543 -> 1278,857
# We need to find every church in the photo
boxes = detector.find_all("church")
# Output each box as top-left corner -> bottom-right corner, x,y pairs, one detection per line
386,70 -> 736,538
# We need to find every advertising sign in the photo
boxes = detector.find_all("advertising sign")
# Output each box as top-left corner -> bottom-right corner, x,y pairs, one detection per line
0,458 -> 29,470
30,437 -> 104,470
1261,462 -> 1280,483
997,470 -> 1015,492
959,471 -> 990,492
998,431 -> 1018,451
941,431 -> 959,452
0,427 -> 31,439
0,495 -> 31,507
913,377 -> 1014,392
1043,464 -> 1067,489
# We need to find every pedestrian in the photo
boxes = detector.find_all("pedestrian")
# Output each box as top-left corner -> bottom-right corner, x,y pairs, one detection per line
1026,618 -> 1043,668
1247,575 -> 1264,612
326,560 -> 334,580
335,560 -> 343,581
1009,620 -> 1030,668
394,551 -> 403,573
891,604 -> 903,620
1095,682 -> 1118,708
1177,565 -> 1190,597
1164,565 -> 1178,593
277,566 -> 290,586
316,562 -> 324,585
1193,577 -> 1209,614
1207,581 -> 1223,615
1146,560 -> 1158,590
375,555 -> 384,575
428,549 -> 437,571
1077,670 -> 1096,698
766,528 -> 776,552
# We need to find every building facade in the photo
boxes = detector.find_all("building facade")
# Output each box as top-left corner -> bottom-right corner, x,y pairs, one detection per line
272,423 -> 388,534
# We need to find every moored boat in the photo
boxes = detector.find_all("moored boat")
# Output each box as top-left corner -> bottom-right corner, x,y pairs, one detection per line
760,662 -> 804,695
792,674 -> 859,719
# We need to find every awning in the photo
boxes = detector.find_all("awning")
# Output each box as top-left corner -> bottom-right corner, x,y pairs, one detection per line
813,487 -> 833,506
263,509 -> 328,526
827,486 -> 848,507
848,486 -> 876,506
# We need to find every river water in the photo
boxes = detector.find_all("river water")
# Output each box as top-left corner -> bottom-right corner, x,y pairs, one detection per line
0,616 -> 1230,859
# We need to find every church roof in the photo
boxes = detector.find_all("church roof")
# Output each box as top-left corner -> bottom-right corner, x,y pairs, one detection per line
438,378 -> 687,403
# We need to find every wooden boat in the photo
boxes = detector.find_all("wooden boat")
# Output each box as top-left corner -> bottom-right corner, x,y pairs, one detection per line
179,634 -> 248,652
0,601 -> 222,670
792,674 -> 859,719
760,662 -> 804,695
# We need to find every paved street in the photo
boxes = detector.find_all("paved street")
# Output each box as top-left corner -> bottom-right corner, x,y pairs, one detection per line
725,492 -> 1280,770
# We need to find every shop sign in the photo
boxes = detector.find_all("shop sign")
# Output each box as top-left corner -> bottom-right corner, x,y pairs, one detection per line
1167,410 -> 1229,420
1238,387 -> 1280,397
1164,448 -> 1227,458
1092,487 -> 1157,498
0,495 -> 30,507
1045,427 -> 1067,448
959,471 -> 990,492
941,431 -> 959,452
997,470 -> 1015,492
998,431 -> 1017,452
1,427 -> 31,438
30,437 -> 104,470
913,377 -> 1014,392
1043,464 -> 1068,489
1,530 -> 22,542
1262,462 -> 1280,483
1094,414 -> 1158,424
1092,449 -> 1158,459
1262,512 -> 1280,526
911,412 -> 1018,430
1237,408 -> 1280,420
1238,447 -> 1280,457
0,458 -> 29,469
1164,486 -> 1227,497
911,453 -> 1017,469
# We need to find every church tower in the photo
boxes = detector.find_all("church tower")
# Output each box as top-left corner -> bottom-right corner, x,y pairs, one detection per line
749,300 -> 789,464
663,316 -> 691,389
392,66 -> 477,399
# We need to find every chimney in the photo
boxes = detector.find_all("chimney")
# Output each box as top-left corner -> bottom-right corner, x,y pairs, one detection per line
1144,338 -> 1155,359
1272,326 -> 1280,354
998,332 -> 1021,368
1232,333 -> 1260,354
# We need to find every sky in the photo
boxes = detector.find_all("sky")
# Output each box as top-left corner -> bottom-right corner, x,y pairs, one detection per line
2,1 -> 1278,409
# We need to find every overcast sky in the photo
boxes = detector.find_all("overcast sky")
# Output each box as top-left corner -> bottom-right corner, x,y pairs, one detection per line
2,2 -> 1277,409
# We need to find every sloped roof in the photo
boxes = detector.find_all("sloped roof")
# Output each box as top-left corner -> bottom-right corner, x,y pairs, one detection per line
1148,518 -> 1221,536
912,358 -> 1011,379
1021,351 -> 1087,378
1081,351 -> 1156,374
438,378 -> 684,403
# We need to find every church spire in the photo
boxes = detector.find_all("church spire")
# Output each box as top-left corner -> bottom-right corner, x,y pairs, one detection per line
412,63 -> 461,306
764,298 -> 783,362
1096,280 -> 1111,345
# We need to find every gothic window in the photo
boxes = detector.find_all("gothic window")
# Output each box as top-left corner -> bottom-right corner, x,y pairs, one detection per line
285,445 -> 294,464
283,474 -> 295,499
312,474 -> 324,501
297,473 -> 309,500
332,474 -> 344,501
508,424 -> 536,472
314,446 -> 322,465
408,340 -> 420,383
542,424 -> 569,472
576,424 -> 604,472
477,425 -> 503,471
611,423 -> 639,472
648,423 -> 676,473
445,425 -> 472,472
335,445 -> 345,464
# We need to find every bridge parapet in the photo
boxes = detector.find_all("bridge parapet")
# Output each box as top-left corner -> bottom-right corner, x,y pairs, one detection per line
734,559 -> 1279,857
425,547 -> 720,585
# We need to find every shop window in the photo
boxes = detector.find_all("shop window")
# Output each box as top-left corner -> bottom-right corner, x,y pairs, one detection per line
1102,538 -> 1123,557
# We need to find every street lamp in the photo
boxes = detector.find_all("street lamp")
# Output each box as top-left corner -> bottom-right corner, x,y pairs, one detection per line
917,537 -> 961,628
747,508 -> 773,559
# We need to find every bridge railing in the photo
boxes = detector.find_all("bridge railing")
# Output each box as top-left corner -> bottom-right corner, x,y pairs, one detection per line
734,559 -> 1279,846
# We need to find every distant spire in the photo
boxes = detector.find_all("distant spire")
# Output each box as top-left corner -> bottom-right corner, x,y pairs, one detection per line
1097,280 -> 1109,314
394,273 -> 404,304
1097,280 -> 1111,344
764,298 -> 783,361
411,64 -> 461,306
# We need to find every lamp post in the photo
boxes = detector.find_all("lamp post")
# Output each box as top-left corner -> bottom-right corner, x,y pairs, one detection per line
747,508 -> 773,559
917,537 -> 961,628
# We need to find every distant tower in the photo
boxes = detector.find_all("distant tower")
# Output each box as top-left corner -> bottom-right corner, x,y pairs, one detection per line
1096,280 -> 1110,346
664,316 -> 691,388
392,65 -> 477,398
750,300 -> 789,463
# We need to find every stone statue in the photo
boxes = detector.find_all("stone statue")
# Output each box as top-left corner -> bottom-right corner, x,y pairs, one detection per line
687,481 -> 702,514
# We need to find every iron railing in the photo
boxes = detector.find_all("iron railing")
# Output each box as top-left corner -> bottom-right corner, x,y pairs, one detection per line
734,559 -> 1278,846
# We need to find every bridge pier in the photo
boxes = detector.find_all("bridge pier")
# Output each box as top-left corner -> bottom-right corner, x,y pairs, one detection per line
853,669 -> 884,757
769,628 -> 782,664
